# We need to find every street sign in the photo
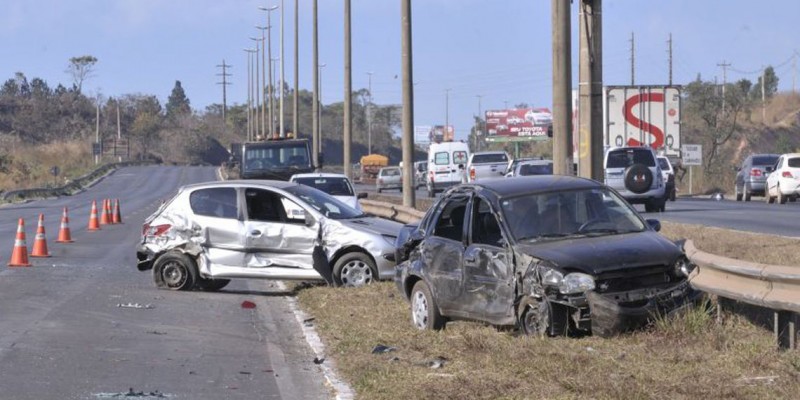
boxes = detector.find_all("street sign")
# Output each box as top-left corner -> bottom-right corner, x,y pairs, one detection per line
682,144 -> 702,166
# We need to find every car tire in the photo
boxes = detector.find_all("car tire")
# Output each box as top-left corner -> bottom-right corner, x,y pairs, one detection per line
623,164 -> 653,194
735,185 -> 743,202
518,297 -> 552,337
410,281 -> 445,331
766,192 -> 775,204
196,277 -> 231,291
333,252 -> 377,287
744,184 -> 752,201
153,251 -> 197,291
778,186 -> 787,204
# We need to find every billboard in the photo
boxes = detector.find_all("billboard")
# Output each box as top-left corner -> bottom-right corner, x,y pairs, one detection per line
484,108 -> 552,142
414,125 -> 432,144
414,125 -> 454,144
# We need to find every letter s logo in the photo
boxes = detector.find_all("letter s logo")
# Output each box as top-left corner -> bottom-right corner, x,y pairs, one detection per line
623,93 -> 664,149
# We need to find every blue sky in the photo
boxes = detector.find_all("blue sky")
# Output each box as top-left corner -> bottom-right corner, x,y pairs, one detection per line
1,0 -> 798,141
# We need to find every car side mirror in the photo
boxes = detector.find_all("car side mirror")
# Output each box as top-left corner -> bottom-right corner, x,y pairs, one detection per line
646,219 -> 661,232
357,192 -> 368,199
304,211 -> 315,227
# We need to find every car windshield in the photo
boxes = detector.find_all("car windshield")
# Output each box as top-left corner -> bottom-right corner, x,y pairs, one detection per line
606,149 -> 656,168
472,153 -> 508,163
518,163 -> 553,175
500,187 -> 646,242
284,184 -> 364,220
293,177 -> 354,196
243,142 -> 310,172
752,155 -> 778,166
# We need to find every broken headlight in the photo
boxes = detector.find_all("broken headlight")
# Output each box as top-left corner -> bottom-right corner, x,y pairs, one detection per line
673,257 -> 694,277
542,270 -> 595,294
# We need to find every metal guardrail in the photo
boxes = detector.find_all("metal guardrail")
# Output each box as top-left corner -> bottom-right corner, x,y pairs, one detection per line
686,239 -> 800,349
359,199 -> 425,224
2,161 -> 155,202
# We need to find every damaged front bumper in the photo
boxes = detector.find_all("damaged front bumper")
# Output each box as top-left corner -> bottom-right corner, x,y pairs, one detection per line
586,280 -> 703,337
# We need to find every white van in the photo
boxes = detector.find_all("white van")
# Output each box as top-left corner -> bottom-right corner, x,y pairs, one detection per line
426,141 -> 470,198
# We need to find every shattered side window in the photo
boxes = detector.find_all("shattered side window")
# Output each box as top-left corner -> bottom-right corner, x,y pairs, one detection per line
432,197 -> 469,242
245,188 -> 283,222
471,197 -> 504,247
190,187 -> 238,219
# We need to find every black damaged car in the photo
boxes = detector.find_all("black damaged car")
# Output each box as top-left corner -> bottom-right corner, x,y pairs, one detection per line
394,176 -> 701,337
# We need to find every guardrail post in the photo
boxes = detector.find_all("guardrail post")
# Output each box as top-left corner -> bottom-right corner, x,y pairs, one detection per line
774,311 -> 797,350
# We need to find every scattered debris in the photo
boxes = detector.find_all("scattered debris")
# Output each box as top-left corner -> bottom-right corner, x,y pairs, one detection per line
313,356 -> 325,365
427,356 -> 448,369
303,317 -> 315,327
94,388 -> 168,398
147,331 -> 167,335
389,356 -> 401,362
585,347 -> 596,352
711,192 -> 725,201
737,376 -> 779,385
371,344 -> 397,354
239,371 -> 252,375
241,300 -> 257,309
116,303 -> 154,309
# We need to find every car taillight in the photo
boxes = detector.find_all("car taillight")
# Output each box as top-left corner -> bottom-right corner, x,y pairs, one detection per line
143,223 -> 171,237
750,168 -> 762,177
783,171 -> 794,178
469,167 -> 476,181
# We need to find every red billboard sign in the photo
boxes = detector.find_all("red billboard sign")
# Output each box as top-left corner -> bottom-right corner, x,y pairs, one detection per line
484,108 -> 552,141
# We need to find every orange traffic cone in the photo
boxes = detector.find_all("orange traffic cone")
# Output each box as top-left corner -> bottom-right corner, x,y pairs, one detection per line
56,207 -> 74,243
112,199 -> 123,224
106,199 -> 113,224
88,200 -> 101,231
100,199 -> 111,225
8,218 -> 31,267
31,213 -> 50,258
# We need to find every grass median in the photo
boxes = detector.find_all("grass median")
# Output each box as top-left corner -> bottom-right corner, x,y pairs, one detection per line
297,200 -> 800,399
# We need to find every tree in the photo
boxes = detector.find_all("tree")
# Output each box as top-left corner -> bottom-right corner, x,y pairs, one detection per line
750,66 -> 779,100
165,80 -> 191,121
66,55 -> 98,93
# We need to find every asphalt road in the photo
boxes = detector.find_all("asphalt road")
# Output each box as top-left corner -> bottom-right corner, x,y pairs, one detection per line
0,166 -> 329,400
354,182 -> 800,238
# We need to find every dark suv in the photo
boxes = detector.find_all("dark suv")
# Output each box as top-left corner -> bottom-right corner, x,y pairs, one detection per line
735,154 -> 779,201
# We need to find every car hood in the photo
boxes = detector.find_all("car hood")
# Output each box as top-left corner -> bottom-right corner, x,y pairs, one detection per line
515,231 -> 681,276
338,216 -> 403,238
334,195 -> 361,211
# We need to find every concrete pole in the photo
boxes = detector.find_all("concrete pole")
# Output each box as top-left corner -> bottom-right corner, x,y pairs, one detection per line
258,6 -> 278,137
280,0 -> 285,138
551,0 -> 573,176
312,0 -> 319,167
367,72 -> 373,154
401,0 -> 416,207
293,0 -> 299,137
343,0 -> 353,179
250,38 -> 262,138
258,27 -> 267,138
245,49 -> 252,141
578,0 -> 603,181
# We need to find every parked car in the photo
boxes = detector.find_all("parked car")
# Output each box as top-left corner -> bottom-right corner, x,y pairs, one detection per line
765,153 -> 800,204
506,159 -> 553,177
136,180 -> 402,289
394,176 -> 699,337
657,156 -> 677,201
604,146 -> 666,212
467,151 -> 510,182
735,153 -> 780,201
376,166 -> 402,193
290,172 -> 366,211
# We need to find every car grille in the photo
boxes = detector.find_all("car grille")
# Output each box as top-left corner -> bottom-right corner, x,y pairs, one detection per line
593,265 -> 676,294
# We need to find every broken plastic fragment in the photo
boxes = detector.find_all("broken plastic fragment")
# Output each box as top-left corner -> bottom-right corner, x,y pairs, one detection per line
313,356 -> 325,364
116,303 -> 154,309
241,300 -> 257,309
371,344 -> 397,354
427,356 -> 448,369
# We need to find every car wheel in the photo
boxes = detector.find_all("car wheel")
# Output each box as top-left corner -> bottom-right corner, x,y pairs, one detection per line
518,297 -> 551,337
196,277 -> 231,291
778,186 -> 787,204
735,185 -> 742,202
333,252 -> 377,287
744,184 -> 752,201
766,192 -> 775,204
153,252 -> 197,291
410,281 -> 445,331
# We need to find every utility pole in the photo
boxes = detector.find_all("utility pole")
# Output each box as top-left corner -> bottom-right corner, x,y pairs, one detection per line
116,100 -> 122,162
258,5 -> 278,137
319,63 -> 326,155
476,94 -> 483,151
244,49 -> 254,141
444,88 -> 451,134
312,0 -> 319,167
401,0 -> 415,207
667,33 -> 673,85
293,0 -> 299,137
793,52 -> 797,94
250,38 -> 263,138
762,66 -> 767,122
579,0 -> 603,181
216,60 -> 232,133
552,0 -> 573,176
717,60 -> 731,115
95,100 -> 100,165
367,72 -> 373,154
256,26 -> 268,138
629,31 -> 635,85
343,0 -> 352,179
279,0 -> 285,138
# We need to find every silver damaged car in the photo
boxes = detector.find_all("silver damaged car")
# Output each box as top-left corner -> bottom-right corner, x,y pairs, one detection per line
136,180 -> 402,289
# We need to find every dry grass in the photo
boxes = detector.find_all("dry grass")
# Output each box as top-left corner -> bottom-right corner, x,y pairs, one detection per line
0,138 -> 95,191
296,217 -> 800,399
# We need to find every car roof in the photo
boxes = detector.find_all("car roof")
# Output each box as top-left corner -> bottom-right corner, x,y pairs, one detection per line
180,180 -> 298,192
290,172 -> 348,179
518,159 -> 553,165
782,153 -> 800,158
452,175 -> 601,198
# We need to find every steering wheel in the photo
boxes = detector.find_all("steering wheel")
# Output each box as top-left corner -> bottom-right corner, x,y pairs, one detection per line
577,218 -> 606,233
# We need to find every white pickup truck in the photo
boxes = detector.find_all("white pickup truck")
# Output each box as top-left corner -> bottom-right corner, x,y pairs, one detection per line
467,151 -> 510,182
